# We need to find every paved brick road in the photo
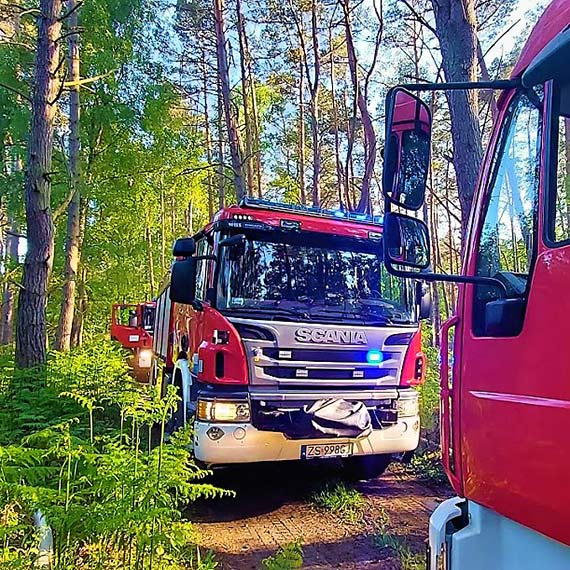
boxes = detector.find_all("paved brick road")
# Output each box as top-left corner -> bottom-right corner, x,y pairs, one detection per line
190,461 -> 450,569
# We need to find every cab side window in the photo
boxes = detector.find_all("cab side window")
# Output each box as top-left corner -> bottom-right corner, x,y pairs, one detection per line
473,91 -> 543,337
195,238 -> 213,301
548,83 -> 570,244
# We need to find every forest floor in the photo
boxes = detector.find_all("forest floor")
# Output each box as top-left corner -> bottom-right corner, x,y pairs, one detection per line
190,460 -> 452,569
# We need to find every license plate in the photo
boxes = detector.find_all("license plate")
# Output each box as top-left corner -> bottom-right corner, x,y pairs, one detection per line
301,442 -> 353,459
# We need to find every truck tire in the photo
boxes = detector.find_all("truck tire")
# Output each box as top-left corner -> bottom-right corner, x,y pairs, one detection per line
342,453 -> 391,481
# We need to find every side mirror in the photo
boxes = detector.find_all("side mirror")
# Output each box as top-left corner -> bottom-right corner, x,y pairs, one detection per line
416,281 -> 432,320
382,87 -> 431,211
219,234 -> 246,248
173,237 -> 196,257
384,212 -> 430,270
169,258 -> 197,304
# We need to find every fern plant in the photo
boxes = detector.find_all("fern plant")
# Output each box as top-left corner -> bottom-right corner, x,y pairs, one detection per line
0,339 -> 230,569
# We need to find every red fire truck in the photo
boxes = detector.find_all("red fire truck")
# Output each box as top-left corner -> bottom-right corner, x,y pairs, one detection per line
153,198 -> 430,478
380,0 -> 570,566
110,302 -> 156,381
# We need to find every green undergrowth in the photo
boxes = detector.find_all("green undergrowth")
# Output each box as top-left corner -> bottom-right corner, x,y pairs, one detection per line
373,508 -> 425,570
0,339 -> 229,569
310,480 -> 366,523
261,540 -> 304,570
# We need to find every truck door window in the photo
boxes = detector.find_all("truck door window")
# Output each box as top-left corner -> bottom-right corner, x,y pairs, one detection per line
195,238 -> 213,301
547,83 -> 570,244
473,91 -> 543,337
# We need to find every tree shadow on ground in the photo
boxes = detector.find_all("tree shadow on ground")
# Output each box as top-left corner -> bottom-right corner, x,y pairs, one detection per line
188,459 -> 345,522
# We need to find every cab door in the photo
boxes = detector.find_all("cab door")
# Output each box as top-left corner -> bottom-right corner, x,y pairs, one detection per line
458,82 -> 570,546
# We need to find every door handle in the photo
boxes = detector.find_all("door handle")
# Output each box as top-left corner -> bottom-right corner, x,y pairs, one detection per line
440,315 -> 459,392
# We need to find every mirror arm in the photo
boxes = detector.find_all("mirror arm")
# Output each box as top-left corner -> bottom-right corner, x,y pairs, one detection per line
420,272 -> 508,296
386,262 -> 508,296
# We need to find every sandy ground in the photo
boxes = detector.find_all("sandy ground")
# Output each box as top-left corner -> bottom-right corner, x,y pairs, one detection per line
189,460 -> 451,569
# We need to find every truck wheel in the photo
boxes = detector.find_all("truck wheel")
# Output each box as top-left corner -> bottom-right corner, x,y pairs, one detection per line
342,454 -> 391,481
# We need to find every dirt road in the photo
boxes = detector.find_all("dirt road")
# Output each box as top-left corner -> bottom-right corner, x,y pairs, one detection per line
190,461 -> 451,569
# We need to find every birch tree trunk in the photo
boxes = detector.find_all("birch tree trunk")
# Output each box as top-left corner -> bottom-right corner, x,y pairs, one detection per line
16,0 -> 63,368
55,0 -> 81,352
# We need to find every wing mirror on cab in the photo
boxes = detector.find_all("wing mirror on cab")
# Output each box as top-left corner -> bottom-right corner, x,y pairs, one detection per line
172,237 -> 196,257
170,257 -> 197,304
384,212 -> 430,271
381,87 -> 508,302
382,87 -> 431,212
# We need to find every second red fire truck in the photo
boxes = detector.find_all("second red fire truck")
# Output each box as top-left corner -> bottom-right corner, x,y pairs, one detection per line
152,198 -> 430,478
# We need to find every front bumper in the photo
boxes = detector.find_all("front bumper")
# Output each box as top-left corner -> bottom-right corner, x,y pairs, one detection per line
193,414 -> 420,465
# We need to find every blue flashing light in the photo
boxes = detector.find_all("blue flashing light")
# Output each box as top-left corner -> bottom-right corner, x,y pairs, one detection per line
366,350 -> 384,364
333,210 -> 346,218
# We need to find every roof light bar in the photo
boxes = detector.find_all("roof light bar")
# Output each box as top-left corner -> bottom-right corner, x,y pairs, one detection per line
240,197 -> 383,225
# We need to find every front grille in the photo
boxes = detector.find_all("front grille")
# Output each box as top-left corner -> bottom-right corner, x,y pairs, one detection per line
263,348 -> 395,363
263,366 -> 395,380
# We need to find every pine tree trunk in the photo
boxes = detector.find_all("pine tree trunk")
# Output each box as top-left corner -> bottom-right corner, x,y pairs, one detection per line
341,0 -> 376,213
70,265 -> 86,347
0,223 -> 19,345
298,60 -> 306,205
55,0 -> 81,352
431,0 -> 483,235
309,0 -> 321,207
329,29 -> 344,208
202,55 -> 215,218
213,0 -> 245,201
236,0 -> 254,196
16,0 -> 62,369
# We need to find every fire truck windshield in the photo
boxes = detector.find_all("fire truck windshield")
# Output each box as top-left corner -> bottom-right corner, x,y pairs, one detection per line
217,230 -> 416,325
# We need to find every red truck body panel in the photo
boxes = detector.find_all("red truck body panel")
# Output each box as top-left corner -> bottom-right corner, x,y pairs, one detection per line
440,2 -> 570,545
110,303 -> 154,349
212,204 -> 383,239
511,0 -> 570,80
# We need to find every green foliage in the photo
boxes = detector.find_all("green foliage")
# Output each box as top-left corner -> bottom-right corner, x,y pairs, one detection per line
373,508 -> 425,570
0,340 -> 229,569
418,323 -> 440,434
261,541 -> 304,570
408,451 -> 447,485
310,481 -> 365,523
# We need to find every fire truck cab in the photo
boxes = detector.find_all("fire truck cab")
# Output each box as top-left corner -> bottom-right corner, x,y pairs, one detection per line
380,0 -> 570,566
110,302 -> 156,381
153,198 -> 429,477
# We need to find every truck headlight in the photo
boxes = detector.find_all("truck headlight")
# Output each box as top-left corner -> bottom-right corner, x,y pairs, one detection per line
197,399 -> 251,423
138,349 -> 153,369
397,396 -> 419,417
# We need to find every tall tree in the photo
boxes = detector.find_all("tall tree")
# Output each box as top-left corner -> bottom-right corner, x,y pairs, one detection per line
15,0 -> 63,368
55,0 -> 81,352
214,0 -> 246,200
430,0 -> 483,233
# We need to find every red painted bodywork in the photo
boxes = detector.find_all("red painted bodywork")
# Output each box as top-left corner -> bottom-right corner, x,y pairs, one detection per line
400,328 -> 425,387
440,0 -> 570,546
211,204 -> 383,239
161,204 -> 422,390
511,0 -> 570,80
110,303 -> 154,349
171,302 -> 248,385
